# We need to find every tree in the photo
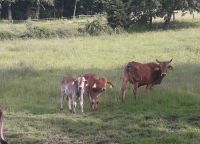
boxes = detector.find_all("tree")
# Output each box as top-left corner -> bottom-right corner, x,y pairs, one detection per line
128,0 -> 161,25
158,0 -> 200,29
3,0 -> 14,22
0,0 -> 2,19
104,0 -> 130,29
79,0 -> 103,15
23,0 -> 55,19
73,0 -> 78,18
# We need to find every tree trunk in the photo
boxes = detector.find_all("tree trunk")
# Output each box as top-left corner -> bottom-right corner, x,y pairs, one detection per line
7,1 -> 12,22
73,0 -> 78,19
0,3 -> 2,19
26,6 -> 31,20
35,0 -> 40,19
163,12 -> 172,30
60,0 -> 64,18
149,15 -> 152,27
172,12 -> 175,21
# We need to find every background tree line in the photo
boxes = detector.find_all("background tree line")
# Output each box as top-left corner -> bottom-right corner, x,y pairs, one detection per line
0,0 -> 103,20
0,0 -> 200,29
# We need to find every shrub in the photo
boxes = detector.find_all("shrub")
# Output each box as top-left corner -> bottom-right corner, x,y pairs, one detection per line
23,22 -> 56,38
85,19 -> 104,36
80,18 -> 114,36
0,31 -> 16,40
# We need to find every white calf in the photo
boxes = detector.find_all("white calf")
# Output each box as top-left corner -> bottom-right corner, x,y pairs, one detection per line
60,76 -> 87,113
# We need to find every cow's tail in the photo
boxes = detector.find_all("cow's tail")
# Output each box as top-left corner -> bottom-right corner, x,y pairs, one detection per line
0,110 -> 7,144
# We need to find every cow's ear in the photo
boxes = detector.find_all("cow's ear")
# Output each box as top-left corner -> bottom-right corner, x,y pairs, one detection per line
154,67 -> 160,71
92,83 -> 97,88
168,65 -> 173,70
72,80 -> 78,85
85,80 -> 89,87
107,81 -> 114,88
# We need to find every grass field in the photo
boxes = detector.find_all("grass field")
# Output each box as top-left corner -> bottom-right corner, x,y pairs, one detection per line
0,15 -> 200,143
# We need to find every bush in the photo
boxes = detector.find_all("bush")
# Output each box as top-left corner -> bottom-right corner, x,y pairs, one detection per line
80,19 -> 114,36
22,22 -> 57,38
85,19 -> 104,36
0,31 -> 16,40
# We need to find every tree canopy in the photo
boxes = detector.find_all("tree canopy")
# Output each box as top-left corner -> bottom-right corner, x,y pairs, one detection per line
0,0 -> 200,29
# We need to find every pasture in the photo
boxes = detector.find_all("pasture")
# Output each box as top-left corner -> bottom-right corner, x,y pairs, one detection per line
0,17 -> 200,143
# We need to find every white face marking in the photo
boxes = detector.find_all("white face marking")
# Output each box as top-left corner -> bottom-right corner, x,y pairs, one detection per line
92,83 -> 97,88
78,77 -> 86,88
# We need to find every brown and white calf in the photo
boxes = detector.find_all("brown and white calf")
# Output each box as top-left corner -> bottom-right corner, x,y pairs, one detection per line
0,109 -> 7,144
83,74 -> 114,111
60,76 -> 87,113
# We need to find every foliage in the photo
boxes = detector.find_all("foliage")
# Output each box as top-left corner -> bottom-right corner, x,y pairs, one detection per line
104,0 -> 130,29
77,17 -> 114,36
104,0 -> 200,29
0,31 -> 16,40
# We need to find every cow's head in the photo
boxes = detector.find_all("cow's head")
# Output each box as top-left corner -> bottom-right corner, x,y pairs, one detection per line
155,59 -> 173,76
76,77 -> 88,91
92,77 -> 114,91
72,77 -> 87,96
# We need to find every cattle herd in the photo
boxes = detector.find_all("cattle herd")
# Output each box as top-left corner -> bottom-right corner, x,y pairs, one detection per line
60,59 -> 173,113
0,59 -> 173,143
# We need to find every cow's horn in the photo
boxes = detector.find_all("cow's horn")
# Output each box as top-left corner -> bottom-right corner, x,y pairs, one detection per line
92,83 -> 97,88
168,59 -> 173,63
156,59 -> 161,63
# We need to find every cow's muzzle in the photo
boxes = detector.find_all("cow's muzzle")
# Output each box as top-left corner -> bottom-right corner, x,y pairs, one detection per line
78,87 -> 83,91
161,73 -> 167,76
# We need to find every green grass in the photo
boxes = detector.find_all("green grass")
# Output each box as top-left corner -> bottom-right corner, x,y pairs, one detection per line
0,19 -> 200,143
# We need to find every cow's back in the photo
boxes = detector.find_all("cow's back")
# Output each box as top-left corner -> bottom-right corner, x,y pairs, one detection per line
125,61 -> 160,85
83,74 -> 96,86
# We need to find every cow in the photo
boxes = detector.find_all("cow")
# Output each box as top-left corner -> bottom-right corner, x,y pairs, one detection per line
0,109 -> 7,144
122,59 -> 173,101
60,76 -> 87,113
83,74 -> 114,111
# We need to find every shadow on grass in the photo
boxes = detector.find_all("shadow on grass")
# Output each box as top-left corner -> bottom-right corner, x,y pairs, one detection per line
0,62 -> 199,143
5,109 -> 200,144
0,63 -> 199,115
128,20 -> 200,33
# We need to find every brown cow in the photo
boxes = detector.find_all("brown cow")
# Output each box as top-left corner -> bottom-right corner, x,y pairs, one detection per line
122,59 -> 173,101
83,74 -> 114,111
0,109 -> 7,144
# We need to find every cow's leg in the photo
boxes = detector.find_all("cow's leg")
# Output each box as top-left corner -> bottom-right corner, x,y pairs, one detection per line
146,84 -> 153,90
79,94 -> 84,113
0,110 -> 7,144
67,96 -> 72,113
146,84 -> 153,96
88,92 -> 93,110
92,98 -> 95,110
72,94 -> 77,113
122,76 -> 128,102
132,83 -> 138,99
95,95 -> 100,111
60,90 -> 65,111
